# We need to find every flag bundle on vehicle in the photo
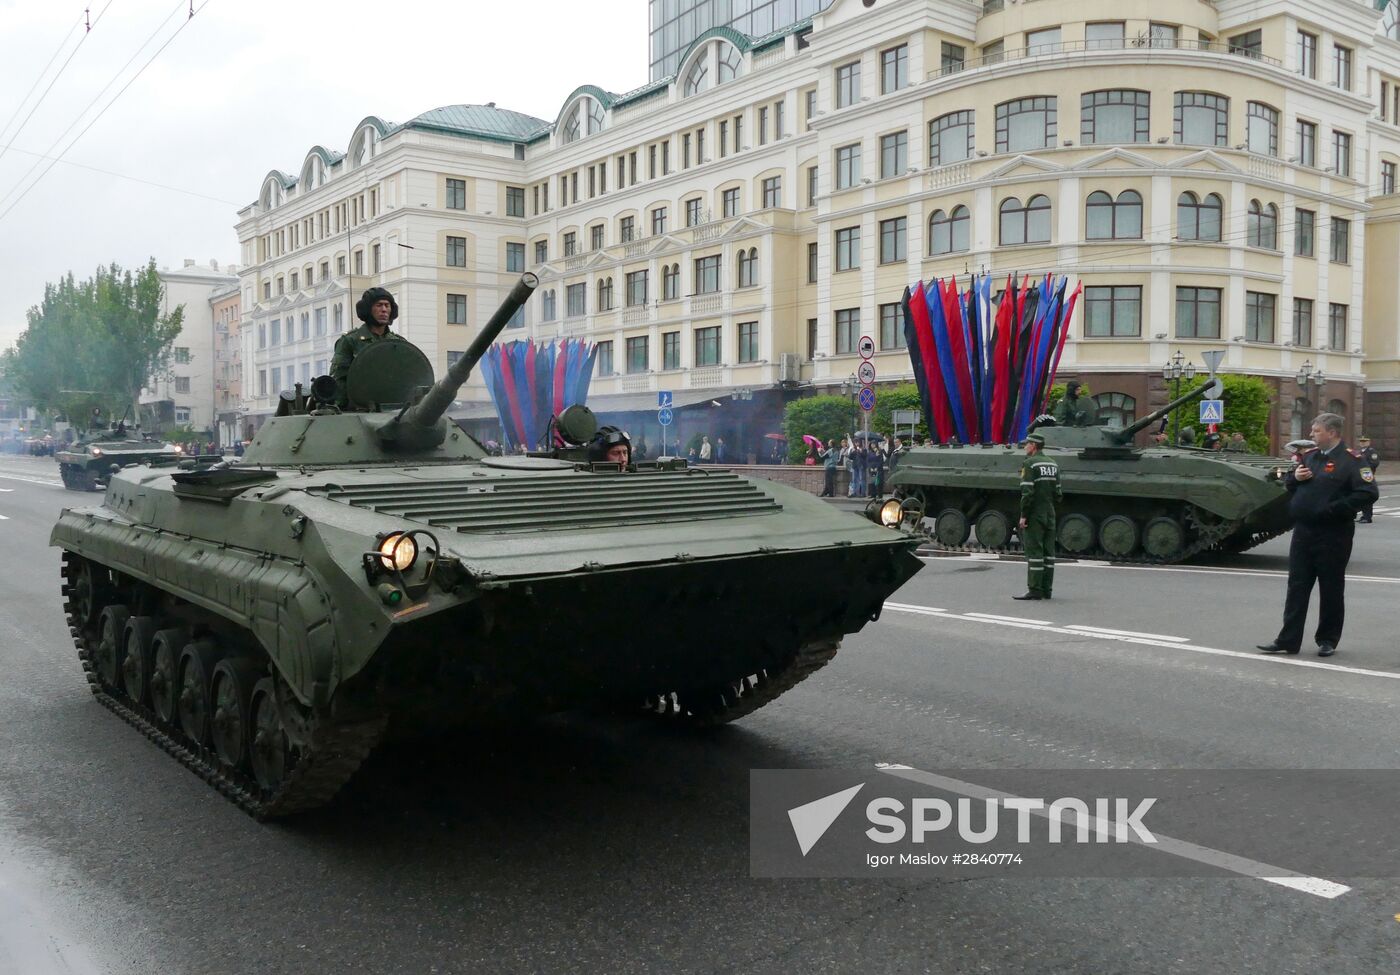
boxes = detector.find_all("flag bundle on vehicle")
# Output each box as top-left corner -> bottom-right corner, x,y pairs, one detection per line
902,274 -> 1082,445
478,338 -> 598,449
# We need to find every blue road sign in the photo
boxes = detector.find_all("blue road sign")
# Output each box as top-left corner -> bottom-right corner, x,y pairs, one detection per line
1199,400 -> 1224,424
658,390 -> 673,408
658,407 -> 674,426
858,387 -> 877,412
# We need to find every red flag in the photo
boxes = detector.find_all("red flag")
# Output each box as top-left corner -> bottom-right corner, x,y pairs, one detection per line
909,281 -> 953,441
991,275 -> 1015,441
497,342 -> 527,448
939,279 -> 979,442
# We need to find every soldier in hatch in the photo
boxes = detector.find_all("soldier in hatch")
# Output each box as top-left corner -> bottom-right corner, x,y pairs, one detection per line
329,287 -> 412,407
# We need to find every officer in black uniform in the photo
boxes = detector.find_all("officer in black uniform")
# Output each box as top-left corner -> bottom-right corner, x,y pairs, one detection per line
1356,435 -> 1380,523
1258,413 -> 1378,657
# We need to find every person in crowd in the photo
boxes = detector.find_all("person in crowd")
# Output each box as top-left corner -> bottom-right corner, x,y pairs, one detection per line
699,436 -> 713,463
715,436 -> 726,464
819,438 -> 838,496
1357,435 -> 1380,524
1227,432 -> 1248,453
1257,413 -> 1378,658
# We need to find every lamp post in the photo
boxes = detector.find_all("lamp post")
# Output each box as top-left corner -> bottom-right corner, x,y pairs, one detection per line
839,372 -> 858,440
1295,359 -> 1326,421
1161,351 -> 1197,443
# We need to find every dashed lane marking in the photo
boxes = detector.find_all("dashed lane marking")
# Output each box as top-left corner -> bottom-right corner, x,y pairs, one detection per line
875,764 -> 1352,900
0,471 -> 64,488
965,611 -> 1054,626
1065,624 -> 1190,643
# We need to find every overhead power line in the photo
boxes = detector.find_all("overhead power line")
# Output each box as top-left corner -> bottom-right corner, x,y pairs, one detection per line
0,141 -> 237,205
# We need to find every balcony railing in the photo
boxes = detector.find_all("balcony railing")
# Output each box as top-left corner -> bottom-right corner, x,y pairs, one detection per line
927,162 -> 973,189
620,374 -> 653,393
692,222 -> 725,244
561,316 -> 588,336
624,241 -> 650,258
689,366 -> 725,388
690,293 -> 725,315
927,37 -> 1282,81
623,305 -> 654,325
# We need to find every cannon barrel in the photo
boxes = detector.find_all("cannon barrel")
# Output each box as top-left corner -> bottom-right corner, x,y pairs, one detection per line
400,272 -> 538,429
1114,378 -> 1221,443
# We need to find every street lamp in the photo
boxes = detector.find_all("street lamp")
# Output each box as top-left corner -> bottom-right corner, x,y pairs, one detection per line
1161,351 -> 1197,443
839,372 -> 858,439
1295,359 -> 1326,418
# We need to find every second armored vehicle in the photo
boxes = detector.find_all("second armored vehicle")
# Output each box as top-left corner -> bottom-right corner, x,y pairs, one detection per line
55,413 -> 181,491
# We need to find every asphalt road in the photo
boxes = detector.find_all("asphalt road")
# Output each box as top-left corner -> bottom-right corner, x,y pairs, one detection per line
2,452 -> 1399,974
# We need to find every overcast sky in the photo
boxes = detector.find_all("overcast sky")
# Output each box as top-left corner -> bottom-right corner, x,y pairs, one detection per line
0,0 -> 650,350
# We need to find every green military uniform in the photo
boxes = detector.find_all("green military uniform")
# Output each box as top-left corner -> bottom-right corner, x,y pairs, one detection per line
329,323 -> 407,407
1051,392 -> 1096,427
1019,436 -> 1063,599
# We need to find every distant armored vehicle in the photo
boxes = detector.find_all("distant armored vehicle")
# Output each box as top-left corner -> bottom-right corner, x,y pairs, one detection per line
55,411 -> 181,491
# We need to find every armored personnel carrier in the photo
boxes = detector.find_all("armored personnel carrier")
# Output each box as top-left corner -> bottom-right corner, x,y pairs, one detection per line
888,381 -> 1292,563
53,274 -> 921,818
55,412 -> 181,491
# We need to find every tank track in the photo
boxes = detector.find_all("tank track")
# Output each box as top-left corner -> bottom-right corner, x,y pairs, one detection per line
60,553 -> 384,819
643,639 -> 840,725
911,502 -> 1287,565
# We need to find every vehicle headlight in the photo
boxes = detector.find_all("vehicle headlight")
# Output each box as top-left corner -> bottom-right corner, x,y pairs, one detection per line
173,444 -> 184,454
377,532 -> 417,572
880,499 -> 903,527
90,447 -> 102,457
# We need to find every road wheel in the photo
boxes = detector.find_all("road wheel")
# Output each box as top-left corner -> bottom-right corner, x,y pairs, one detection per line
974,510 -> 1012,549
933,508 -> 971,546
177,640 -> 222,747
1057,513 -> 1095,554
210,658 -> 261,771
1098,515 -> 1139,557
1143,517 -> 1186,560
148,629 -> 187,726
249,677 -> 290,793
81,469 -> 100,491
120,616 -> 157,705
94,606 -> 130,691
61,553 -> 108,627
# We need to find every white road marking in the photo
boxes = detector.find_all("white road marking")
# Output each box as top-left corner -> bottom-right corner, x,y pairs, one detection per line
0,471 -> 63,488
882,601 -> 1400,681
965,611 -> 1053,625
1065,624 -> 1190,643
875,764 -> 1351,900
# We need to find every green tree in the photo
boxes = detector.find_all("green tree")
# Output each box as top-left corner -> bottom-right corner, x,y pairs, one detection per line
783,394 -> 856,463
4,261 -> 183,430
1173,374 -> 1273,453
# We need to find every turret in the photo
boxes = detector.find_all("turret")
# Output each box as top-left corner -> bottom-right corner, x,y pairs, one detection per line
1112,379 -> 1222,445
1037,378 -> 1222,454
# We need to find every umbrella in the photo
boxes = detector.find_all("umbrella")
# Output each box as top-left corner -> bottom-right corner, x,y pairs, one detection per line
851,430 -> 885,442
764,432 -> 788,441
802,434 -> 824,448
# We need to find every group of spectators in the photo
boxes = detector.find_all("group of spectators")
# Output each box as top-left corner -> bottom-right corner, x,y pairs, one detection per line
815,436 -> 910,499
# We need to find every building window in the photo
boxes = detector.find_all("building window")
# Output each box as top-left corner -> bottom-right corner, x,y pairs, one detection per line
982,39 -> 1005,65
762,175 -> 781,208
446,178 -> 466,210
541,290 -> 556,321
1334,45 -> 1353,90
694,255 -> 720,294
835,143 -> 861,188
1297,31 -> 1317,79
372,245 -> 380,273
1085,190 -> 1142,240
835,309 -> 859,354
566,283 -> 586,316
336,255 -> 346,276
694,326 -> 720,366
879,217 -> 906,264
940,41 -> 965,74
1333,131 -> 1353,177
597,277 -> 614,311
1175,287 -> 1221,338
626,270 -> 648,306
1297,120 -> 1317,167
1293,298 -> 1313,347
1246,102 -> 1279,156
804,88 -> 817,130
174,376 -> 190,394
590,224 -> 605,250
174,346 -> 190,364
596,341 -> 613,376
535,240 -> 548,264
626,336 -> 648,373
269,319 -> 280,344
1246,200 -> 1279,249
289,271 -> 299,292
333,304 -> 343,331
807,166 -> 818,206
1296,209 -> 1315,257
879,302 -> 905,349
257,370 -> 266,396
445,236 -> 466,267
1330,217 -> 1350,264
563,231 -> 577,257
270,368 -> 281,396
1384,161 -> 1397,196
807,241 -> 818,283
314,308 -> 326,335
881,44 -> 907,93
996,97 -> 1056,152
1328,303 -> 1347,350
1177,192 -> 1223,242
505,186 -> 525,217
506,242 -> 525,273
836,60 -> 860,108
1148,22 -> 1177,48
1081,90 -> 1148,144
722,186 -> 740,218
929,205 -> 970,254
807,318 -> 818,360
929,111 -> 974,166
651,207 -> 667,235
620,216 -> 635,242
835,226 -> 860,271
663,264 -> 679,301
1245,292 -> 1277,342
758,106 -> 769,145
737,321 -> 759,363
663,331 -> 680,369
1229,30 -> 1262,58
686,198 -> 703,227
447,293 -> 467,325
998,195 -> 1051,245
1174,92 -> 1228,146
879,130 -> 907,179
1084,286 -> 1142,337
737,248 -> 758,287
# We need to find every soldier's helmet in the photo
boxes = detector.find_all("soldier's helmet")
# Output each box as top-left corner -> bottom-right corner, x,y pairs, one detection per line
356,287 -> 399,325
1025,433 -> 1046,447
1065,380 -> 1082,396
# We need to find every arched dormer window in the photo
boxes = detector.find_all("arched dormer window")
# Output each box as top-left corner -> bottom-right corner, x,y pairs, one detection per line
682,39 -> 744,98
684,57 -> 710,97
348,127 -> 377,169
260,176 -> 285,210
561,95 -> 606,145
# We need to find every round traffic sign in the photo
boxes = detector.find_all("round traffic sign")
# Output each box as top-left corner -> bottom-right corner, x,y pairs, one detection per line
857,335 -> 875,359
858,387 -> 876,412
658,407 -> 674,426
857,361 -> 876,385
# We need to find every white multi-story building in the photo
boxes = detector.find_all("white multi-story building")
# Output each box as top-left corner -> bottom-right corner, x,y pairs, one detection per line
234,0 -> 1400,457
145,259 -> 238,434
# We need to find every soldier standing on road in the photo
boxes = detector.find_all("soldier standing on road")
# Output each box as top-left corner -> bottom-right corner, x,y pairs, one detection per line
1356,435 -> 1380,523
1014,433 -> 1062,601
1257,413 -> 1378,657
330,287 -> 409,407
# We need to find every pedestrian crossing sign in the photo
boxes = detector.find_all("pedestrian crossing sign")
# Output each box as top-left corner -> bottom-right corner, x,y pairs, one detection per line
1199,400 -> 1224,423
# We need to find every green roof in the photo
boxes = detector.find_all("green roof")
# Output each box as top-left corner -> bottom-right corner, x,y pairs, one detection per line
398,104 -> 550,143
